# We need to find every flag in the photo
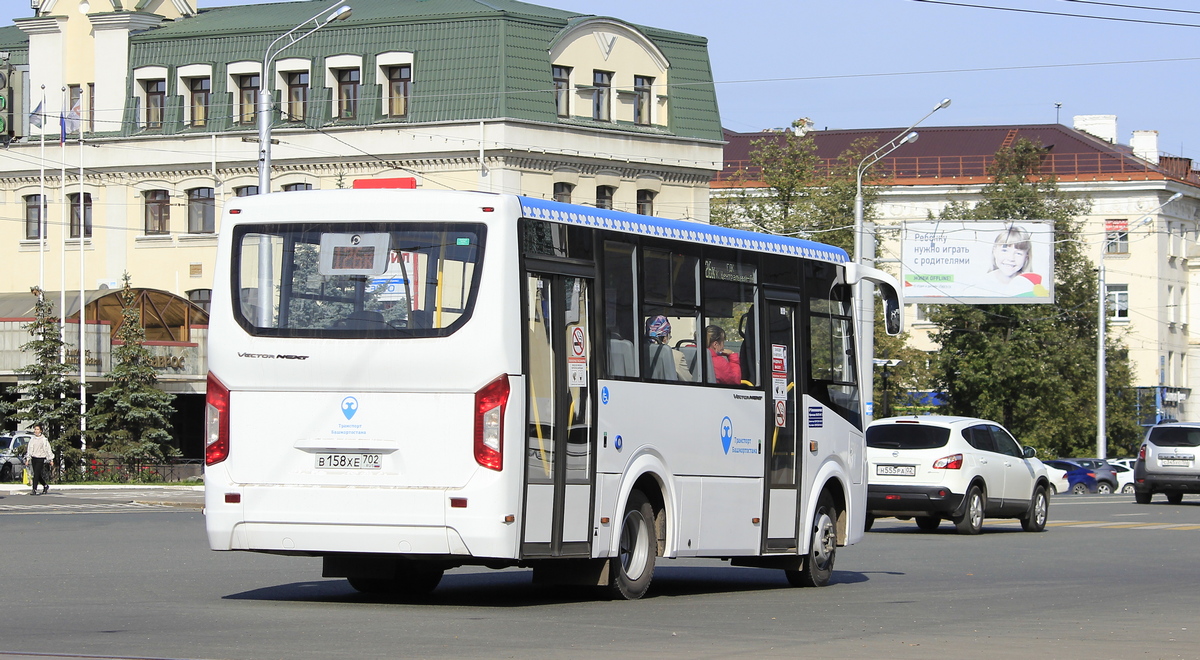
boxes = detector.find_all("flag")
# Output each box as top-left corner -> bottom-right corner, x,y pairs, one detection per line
29,101 -> 43,129
60,100 -> 81,144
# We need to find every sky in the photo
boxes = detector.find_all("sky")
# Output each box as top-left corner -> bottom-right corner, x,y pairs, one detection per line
3,0 -> 1197,159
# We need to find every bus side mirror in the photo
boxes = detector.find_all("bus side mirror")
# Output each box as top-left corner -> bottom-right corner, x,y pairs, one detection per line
880,282 -> 902,336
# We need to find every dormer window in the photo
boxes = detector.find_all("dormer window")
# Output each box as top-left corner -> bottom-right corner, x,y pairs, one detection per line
592,70 -> 612,122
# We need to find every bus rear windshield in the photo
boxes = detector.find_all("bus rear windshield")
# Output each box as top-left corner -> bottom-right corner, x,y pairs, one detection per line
232,222 -> 485,338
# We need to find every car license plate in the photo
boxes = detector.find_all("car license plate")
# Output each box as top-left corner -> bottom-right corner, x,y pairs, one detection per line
876,464 -> 916,476
315,453 -> 382,469
1160,457 -> 1193,467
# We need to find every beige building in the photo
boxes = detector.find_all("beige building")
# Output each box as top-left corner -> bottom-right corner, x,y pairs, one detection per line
718,116 -> 1200,424
0,0 -> 725,454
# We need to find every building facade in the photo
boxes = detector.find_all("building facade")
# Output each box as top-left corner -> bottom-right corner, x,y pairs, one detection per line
717,116 -> 1200,424
0,0 -> 724,451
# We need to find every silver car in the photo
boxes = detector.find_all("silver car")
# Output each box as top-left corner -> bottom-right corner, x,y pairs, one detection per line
0,433 -> 30,482
1134,423 -> 1200,504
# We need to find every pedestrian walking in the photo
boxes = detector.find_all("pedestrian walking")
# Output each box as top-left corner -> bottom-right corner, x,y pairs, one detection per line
24,424 -> 54,496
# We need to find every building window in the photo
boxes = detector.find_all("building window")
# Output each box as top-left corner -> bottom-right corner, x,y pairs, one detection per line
187,289 -> 212,314
282,183 -> 312,192
336,69 -> 360,119
187,188 -> 215,234
386,65 -> 411,117
88,83 -> 95,132
634,75 -> 653,126
238,74 -> 260,125
68,193 -> 92,239
69,84 -> 84,133
25,194 -> 44,240
1105,219 -> 1128,254
1106,284 -> 1129,320
286,71 -> 309,122
592,70 -> 611,122
636,189 -> 655,216
553,182 -> 573,204
144,190 -> 170,235
553,66 -> 571,118
144,79 -> 165,129
234,185 -> 259,197
596,185 -> 614,210
189,77 -> 210,128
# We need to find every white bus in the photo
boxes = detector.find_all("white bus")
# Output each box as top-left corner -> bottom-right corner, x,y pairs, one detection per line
203,188 -> 902,599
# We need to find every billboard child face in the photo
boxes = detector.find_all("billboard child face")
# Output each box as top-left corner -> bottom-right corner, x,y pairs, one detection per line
992,242 -> 1030,280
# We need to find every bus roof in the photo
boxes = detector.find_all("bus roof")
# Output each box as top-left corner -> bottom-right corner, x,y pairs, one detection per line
518,197 -> 849,264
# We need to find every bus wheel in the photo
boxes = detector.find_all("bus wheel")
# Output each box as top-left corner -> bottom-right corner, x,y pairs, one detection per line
786,492 -> 837,588
608,489 -> 656,600
348,561 -> 443,599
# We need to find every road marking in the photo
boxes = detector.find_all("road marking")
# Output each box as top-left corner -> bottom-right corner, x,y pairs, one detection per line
0,502 -> 179,515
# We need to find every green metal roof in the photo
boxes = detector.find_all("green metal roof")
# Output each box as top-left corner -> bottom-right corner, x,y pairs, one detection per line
124,0 -> 722,141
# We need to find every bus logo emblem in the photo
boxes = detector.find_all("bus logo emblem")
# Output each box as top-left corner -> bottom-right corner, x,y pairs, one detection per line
720,417 -> 734,454
341,397 -> 359,420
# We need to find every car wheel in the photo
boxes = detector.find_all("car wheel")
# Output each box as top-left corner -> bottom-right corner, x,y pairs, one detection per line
1166,492 -> 1184,504
786,491 -> 837,588
0,463 -> 10,482
1135,490 -> 1152,504
1096,482 -> 1114,495
1021,486 -> 1049,532
1048,483 -> 1058,495
1071,482 -> 1088,495
1121,483 -> 1135,495
608,489 -> 656,600
915,516 -> 940,532
954,487 -> 984,535
863,514 -> 874,532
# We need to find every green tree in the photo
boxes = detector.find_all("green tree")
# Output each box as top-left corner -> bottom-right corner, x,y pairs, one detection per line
712,121 -> 878,253
927,138 -> 1140,457
3,288 -> 82,468
87,274 -> 179,469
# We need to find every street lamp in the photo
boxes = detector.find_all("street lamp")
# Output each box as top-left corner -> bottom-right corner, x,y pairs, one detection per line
1096,191 -> 1182,458
257,2 -> 352,193
255,2 -> 351,326
854,98 -> 951,423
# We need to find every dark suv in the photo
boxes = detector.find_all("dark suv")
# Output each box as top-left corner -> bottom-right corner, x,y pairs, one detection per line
1134,423 -> 1200,504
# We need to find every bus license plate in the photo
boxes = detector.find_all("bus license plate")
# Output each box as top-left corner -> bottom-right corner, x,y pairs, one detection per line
876,464 -> 916,476
315,453 -> 382,470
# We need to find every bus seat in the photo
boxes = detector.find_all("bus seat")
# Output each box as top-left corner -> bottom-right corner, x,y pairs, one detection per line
339,310 -> 385,329
609,338 -> 636,377
646,344 -> 678,381
679,346 -> 715,383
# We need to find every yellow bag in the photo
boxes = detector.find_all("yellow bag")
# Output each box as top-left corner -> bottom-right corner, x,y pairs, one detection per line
22,465 -> 29,485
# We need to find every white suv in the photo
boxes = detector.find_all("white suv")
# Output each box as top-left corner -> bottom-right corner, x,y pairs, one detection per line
866,416 -> 1051,534
1133,423 -> 1200,504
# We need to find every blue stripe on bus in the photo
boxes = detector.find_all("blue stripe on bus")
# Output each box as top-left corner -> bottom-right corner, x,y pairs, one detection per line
517,197 -> 849,264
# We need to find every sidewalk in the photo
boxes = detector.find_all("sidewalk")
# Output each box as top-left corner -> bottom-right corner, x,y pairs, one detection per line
0,483 -> 205,508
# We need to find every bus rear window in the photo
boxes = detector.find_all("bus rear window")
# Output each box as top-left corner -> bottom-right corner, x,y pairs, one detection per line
232,222 -> 485,337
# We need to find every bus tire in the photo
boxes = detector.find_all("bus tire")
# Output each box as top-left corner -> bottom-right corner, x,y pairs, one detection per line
348,561 -> 443,599
786,491 -> 837,588
608,489 -> 656,600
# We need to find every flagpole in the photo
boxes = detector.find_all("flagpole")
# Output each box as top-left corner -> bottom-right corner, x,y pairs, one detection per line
58,87 -> 66,368
38,86 -> 46,297
78,115 -> 87,454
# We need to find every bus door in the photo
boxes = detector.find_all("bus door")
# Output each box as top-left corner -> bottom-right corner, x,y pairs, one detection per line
763,294 -> 800,552
522,270 -> 595,558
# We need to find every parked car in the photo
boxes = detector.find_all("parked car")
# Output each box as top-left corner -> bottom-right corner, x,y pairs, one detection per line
1042,459 -> 1099,495
0,432 -> 30,482
866,416 -> 1051,535
1134,422 -> 1200,504
1109,457 -> 1136,471
1062,458 -> 1118,494
1109,463 -> 1136,494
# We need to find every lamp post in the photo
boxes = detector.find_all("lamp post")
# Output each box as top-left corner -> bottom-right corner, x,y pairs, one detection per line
854,98 -> 950,423
255,2 -> 351,327
1096,191 -> 1182,458
257,2 -> 352,193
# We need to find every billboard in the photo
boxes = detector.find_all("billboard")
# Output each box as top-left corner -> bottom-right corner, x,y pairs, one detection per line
901,221 -> 1055,304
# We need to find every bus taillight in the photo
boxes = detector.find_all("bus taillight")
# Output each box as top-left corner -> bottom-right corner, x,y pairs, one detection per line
474,375 -> 510,471
205,372 -> 231,466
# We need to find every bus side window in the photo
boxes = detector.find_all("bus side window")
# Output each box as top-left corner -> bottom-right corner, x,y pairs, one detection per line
602,240 -> 639,379
702,255 -> 758,387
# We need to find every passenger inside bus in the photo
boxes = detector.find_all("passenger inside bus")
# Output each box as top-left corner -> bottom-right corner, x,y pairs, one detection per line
705,325 -> 742,385
644,315 -> 692,381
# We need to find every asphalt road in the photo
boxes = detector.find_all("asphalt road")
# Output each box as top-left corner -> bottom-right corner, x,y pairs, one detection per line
1,489 -> 1198,660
